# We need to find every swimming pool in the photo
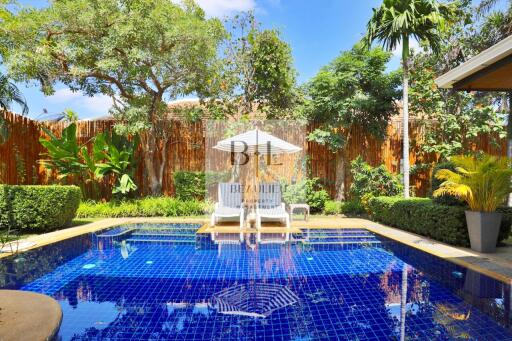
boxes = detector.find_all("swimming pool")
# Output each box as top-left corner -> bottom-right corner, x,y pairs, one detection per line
1,224 -> 511,340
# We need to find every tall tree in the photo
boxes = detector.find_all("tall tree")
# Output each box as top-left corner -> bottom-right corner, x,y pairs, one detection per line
305,44 -> 401,200
1,0 -> 224,195
365,0 -> 457,198
206,12 -> 297,119
408,11 -> 507,162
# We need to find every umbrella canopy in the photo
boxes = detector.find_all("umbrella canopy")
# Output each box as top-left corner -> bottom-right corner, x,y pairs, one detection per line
210,283 -> 299,318
213,128 -> 302,155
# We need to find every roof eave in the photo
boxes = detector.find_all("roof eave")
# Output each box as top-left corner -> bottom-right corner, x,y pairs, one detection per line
435,35 -> 512,89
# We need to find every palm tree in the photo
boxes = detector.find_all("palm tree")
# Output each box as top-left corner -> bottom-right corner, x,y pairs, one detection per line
0,74 -> 29,143
434,154 -> 512,212
365,0 -> 456,198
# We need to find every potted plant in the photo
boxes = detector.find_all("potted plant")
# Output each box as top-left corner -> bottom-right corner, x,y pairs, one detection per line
434,154 -> 512,253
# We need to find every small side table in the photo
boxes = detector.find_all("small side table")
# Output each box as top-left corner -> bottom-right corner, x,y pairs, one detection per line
289,203 -> 310,222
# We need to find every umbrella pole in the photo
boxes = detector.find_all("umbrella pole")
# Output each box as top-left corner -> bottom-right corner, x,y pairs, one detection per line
254,152 -> 259,211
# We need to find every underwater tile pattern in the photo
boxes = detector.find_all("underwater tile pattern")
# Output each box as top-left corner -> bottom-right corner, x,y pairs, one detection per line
1,226 -> 512,340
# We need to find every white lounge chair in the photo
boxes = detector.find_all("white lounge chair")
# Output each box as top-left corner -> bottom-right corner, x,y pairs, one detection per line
211,183 -> 245,241
256,182 -> 290,231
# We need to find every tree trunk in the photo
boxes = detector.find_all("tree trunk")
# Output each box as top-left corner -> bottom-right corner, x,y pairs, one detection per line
141,130 -> 163,196
334,150 -> 346,201
402,36 -> 410,198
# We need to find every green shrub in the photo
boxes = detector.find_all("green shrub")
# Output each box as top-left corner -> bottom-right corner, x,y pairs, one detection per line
431,161 -> 465,206
350,156 -> 402,200
367,196 -> 512,247
342,200 -> 365,214
281,178 -> 329,213
76,197 -> 208,218
173,171 -> 206,201
0,185 -> 81,233
324,200 -> 344,215
324,200 -> 365,215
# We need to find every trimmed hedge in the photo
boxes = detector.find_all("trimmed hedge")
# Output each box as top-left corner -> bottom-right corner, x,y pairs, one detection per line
0,185 -> 81,233
324,200 -> 365,215
77,197 -> 210,218
367,196 -> 512,247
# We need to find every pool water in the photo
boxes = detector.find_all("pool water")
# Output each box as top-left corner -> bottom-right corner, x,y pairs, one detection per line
1,224 -> 511,340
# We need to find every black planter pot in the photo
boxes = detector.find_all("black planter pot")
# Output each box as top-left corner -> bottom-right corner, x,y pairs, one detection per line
465,210 -> 502,253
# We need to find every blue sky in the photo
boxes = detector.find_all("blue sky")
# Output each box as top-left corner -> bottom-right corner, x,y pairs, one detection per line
12,0 -> 404,120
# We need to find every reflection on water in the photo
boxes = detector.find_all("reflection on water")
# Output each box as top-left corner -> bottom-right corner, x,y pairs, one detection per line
0,231 -> 511,340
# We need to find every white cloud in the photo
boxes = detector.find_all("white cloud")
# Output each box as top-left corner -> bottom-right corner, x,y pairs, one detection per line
47,88 -> 81,103
47,88 -> 113,118
195,0 -> 256,17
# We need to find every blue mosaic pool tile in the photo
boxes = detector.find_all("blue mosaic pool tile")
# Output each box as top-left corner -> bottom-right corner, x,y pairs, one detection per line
1,225 -> 511,340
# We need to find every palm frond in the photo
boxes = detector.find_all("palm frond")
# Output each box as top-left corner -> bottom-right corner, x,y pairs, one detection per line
365,0 -> 457,55
0,74 -> 29,115
434,154 -> 512,211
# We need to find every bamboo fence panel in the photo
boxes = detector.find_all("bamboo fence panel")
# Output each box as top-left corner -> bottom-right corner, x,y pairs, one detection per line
0,111 -> 508,199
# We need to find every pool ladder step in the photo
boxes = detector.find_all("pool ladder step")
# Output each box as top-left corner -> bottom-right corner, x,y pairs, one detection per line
131,232 -> 196,238
304,240 -> 382,245
125,233 -> 196,244
303,234 -> 375,239
126,237 -> 196,244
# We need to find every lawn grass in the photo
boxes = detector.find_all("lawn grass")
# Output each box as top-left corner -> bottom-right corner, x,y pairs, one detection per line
70,217 -> 105,227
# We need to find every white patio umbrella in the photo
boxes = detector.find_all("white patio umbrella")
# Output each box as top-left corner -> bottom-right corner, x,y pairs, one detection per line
213,128 -> 302,155
213,128 -> 302,178
213,128 -> 302,206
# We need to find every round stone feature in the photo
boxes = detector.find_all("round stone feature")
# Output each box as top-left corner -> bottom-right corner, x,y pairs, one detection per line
0,290 -> 62,341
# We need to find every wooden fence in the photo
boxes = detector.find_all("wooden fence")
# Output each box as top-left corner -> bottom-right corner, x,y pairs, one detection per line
0,111 -> 507,199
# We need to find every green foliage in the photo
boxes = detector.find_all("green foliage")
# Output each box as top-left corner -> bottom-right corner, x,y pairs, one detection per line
39,122 -> 98,198
3,0 -> 224,115
367,196 -> 512,246
323,200 -> 343,215
431,161 -> 464,206
305,43 -> 400,151
365,0 -> 459,56
206,12 -> 297,119
76,197 -> 208,218
307,188 -> 330,213
0,73 -> 29,144
173,171 -> 206,201
434,154 -> 512,212
281,178 -> 329,212
39,123 -> 93,183
349,156 -> 402,200
94,132 -> 139,195
251,28 -> 297,117
409,50 -> 506,160
324,200 -> 365,215
404,2 -> 506,161
40,122 -> 138,197
473,0 -> 512,50
0,185 -> 81,232
2,0 -> 225,195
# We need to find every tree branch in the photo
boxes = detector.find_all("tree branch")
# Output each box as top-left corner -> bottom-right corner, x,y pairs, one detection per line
87,71 -> 134,100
